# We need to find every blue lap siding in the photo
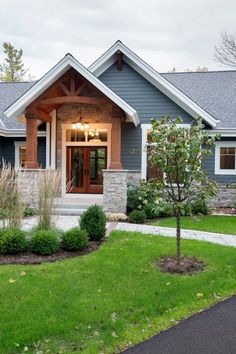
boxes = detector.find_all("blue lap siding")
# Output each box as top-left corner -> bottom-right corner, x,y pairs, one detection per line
0,137 -> 46,168
99,62 -> 194,170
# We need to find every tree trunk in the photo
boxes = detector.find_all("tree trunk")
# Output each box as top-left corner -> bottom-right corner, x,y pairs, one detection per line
176,207 -> 181,265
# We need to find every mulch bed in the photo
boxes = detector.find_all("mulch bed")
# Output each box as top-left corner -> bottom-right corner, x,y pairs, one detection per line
0,240 -> 103,265
157,256 -> 205,275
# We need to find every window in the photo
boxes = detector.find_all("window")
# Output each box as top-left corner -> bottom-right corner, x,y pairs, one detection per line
141,123 -> 191,180
220,147 -> 235,169
14,141 -> 26,167
215,142 -> 236,175
66,128 -> 108,143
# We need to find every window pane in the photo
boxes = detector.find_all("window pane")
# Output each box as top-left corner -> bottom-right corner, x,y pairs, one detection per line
220,147 -> 228,154
19,146 -> 26,167
66,129 -> 85,142
147,146 -> 162,180
220,155 -> 235,169
88,130 -> 107,142
228,147 -> 235,155
220,147 -> 235,170
147,130 -> 152,143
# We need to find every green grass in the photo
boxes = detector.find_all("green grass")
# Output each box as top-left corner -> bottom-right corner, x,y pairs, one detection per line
1,231 -> 236,353
152,215 -> 236,235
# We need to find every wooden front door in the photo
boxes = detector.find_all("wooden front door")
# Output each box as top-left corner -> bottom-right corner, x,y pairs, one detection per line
66,146 -> 107,193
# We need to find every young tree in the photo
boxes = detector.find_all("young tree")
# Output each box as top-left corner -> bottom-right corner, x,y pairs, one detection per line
0,42 -> 27,82
215,32 -> 236,68
150,116 -> 218,266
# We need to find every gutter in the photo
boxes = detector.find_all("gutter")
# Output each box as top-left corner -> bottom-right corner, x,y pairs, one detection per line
0,129 -> 46,137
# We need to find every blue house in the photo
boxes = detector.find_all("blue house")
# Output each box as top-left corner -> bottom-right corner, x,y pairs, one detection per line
0,41 -> 235,212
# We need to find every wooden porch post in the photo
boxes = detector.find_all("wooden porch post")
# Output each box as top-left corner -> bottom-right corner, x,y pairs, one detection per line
24,114 -> 39,169
109,116 -> 123,169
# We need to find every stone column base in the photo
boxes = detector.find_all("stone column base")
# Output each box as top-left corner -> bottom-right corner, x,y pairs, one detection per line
103,170 -> 128,213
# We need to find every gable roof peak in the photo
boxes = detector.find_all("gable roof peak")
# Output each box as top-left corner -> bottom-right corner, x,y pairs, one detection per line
89,41 -> 219,128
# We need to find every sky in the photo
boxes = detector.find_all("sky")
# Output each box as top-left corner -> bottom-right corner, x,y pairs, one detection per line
0,0 -> 235,79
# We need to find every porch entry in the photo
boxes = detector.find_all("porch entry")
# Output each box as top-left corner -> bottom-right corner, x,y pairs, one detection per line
66,146 -> 107,194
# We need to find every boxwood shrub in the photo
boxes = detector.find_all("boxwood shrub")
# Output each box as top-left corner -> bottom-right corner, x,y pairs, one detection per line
62,227 -> 88,251
143,203 -> 158,219
0,228 -> 28,255
129,210 -> 146,224
80,205 -> 106,241
31,229 -> 59,255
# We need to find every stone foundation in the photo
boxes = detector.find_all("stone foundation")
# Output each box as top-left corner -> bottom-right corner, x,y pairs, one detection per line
127,170 -> 141,186
103,170 -> 128,213
209,186 -> 236,208
18,169 -> 62,207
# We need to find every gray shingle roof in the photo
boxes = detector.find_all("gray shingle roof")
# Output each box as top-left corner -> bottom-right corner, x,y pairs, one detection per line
0,81 -> 35,129
162,71 -> 236,129
1,70 -> 236,130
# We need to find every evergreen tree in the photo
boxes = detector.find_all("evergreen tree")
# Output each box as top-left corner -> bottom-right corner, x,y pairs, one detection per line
0,42 -> 27,82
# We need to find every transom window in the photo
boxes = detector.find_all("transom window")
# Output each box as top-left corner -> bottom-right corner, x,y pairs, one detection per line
215,142 -> 236,175
66,128 -> 108,143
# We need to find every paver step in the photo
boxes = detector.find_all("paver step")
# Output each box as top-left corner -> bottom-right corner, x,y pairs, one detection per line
52,208 -> 87,216
54,204 -> 90,210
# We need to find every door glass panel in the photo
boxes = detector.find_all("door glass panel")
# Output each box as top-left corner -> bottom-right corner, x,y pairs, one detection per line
89,148 -> 106,186
67,147 -> 84,191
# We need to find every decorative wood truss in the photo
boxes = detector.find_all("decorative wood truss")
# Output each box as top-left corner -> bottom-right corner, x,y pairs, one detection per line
25,68 -> 111,123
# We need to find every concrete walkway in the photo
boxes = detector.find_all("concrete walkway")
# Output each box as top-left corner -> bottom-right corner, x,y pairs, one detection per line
122,295 -> 236,354
114,222 -> 236,247
20,216 -> 236,247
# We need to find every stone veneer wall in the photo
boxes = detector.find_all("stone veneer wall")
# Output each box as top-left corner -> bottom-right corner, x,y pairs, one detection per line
18,169 -> 62,207
103,170 -> 128,213
209,186 -> 236,208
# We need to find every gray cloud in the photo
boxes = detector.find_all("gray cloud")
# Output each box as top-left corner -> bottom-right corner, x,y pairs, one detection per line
0,0 -> 235,78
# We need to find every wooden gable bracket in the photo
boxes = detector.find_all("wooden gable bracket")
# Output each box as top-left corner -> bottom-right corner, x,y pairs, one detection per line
116,50 -> 123,71
25,108 -> 52,123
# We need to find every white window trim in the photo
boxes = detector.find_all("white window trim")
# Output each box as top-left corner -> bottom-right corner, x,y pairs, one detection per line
14,141 -> 26,168
141,123 -> 191,180
215,141 -> 236,175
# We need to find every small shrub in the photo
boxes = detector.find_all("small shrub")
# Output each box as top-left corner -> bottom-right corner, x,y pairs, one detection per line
157,201 -> 173,217
0,228 -> 28,254
191,198 -> 208,215
129,210 -> 146,224
31,229 -> 59,255
62,227 -> 88,251
143,204 -> 158,219
182,203 -> 192,216
80,205 -> 106,241
24,207 -> 36,217
127,180 -> 158,211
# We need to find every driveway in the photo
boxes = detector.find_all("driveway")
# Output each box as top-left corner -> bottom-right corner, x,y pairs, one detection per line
122,296 -> 236,354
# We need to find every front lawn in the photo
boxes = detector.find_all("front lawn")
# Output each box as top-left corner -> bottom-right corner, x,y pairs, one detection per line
152,215 -> 236,235
1,231 -> 236,353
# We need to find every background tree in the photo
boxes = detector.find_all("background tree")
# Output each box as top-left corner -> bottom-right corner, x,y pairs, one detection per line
0,42 -> 27,82
215,32 -> 236,68
150,117 -> 218,266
